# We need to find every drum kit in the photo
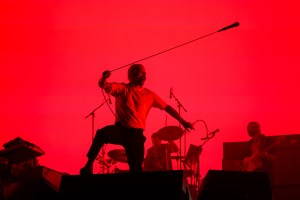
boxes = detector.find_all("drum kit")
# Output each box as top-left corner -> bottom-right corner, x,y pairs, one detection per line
95,121 -> 216,200
102,125 -> 195,176
96,125 -> 200,199
106,125 -> 184,162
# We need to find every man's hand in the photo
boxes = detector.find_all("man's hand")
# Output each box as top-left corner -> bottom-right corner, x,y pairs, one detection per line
181,121 -> 195,132
99,70 -> 111,88
102,70 -> 111,79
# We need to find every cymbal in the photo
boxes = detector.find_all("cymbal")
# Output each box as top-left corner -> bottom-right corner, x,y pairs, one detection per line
107,149 -> 127,163
156,126 -> 184,141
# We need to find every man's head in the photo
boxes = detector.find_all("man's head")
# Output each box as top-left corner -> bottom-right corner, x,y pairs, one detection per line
151,132 -> 162,147
247,121 -> 261,137
128,64 -> 146,86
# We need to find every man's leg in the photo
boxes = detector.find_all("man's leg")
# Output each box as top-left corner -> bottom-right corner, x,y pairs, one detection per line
80,125 -> 124,175
124,129 -> 145,173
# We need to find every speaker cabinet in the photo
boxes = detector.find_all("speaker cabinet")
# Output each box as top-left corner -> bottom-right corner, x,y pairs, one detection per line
197,170 -> 272,200
59,170 -> 190,200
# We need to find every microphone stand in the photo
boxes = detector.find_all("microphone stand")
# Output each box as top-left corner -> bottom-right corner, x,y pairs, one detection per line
170,90 -> 187,170
85,98 -> 110,141
85,99 -> 110,174
193,130 -> 219,198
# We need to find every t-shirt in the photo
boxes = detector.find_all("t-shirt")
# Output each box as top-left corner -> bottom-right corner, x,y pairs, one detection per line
108,82 -> 167,129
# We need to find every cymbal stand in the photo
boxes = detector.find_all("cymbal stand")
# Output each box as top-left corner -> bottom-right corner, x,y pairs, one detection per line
96,156 -> 117,174
169,88 -> 187,170
96,144 -> 109,174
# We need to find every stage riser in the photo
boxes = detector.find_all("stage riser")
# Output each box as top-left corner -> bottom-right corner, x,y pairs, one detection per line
59,170 -> 190,200
197,170 -> 272,200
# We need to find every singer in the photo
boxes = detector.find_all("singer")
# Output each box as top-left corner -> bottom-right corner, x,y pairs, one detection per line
80,63 -> 195,175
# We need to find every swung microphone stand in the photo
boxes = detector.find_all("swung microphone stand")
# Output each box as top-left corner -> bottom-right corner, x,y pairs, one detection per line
106,22 -> 239,73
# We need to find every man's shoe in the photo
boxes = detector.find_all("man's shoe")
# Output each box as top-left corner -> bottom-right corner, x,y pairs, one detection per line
80,166 -> 92,175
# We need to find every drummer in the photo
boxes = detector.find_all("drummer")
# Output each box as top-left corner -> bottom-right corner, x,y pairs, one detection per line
143,132 -> 178,171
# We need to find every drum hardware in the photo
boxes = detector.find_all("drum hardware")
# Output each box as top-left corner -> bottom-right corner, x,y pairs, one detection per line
170,155 -> 186,160
183,169 -> 194,177
97,157 -> 117,166
96,156 -> 114,174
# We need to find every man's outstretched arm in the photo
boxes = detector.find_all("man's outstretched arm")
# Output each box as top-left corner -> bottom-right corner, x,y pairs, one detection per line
164,105 -> 195,131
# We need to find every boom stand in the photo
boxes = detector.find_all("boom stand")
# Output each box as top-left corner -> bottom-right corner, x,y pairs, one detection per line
85,99 -> 110,172
184,131 -> 218,200
85,99 -> 109,141
170,89 -> 187,170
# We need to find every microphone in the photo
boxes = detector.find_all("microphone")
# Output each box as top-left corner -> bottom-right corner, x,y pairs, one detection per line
210,129 -> 220,135
201,129 -> 220,140
218,22 -> 240,32
169,87 -> 173,99
107,94 -> 112,104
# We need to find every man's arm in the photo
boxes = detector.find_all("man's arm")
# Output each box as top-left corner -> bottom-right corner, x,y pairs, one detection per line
164,105 -> 195,131
98,70 -> 112,92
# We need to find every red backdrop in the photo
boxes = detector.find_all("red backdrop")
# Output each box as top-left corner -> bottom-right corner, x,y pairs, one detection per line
1,0 -> 299,178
